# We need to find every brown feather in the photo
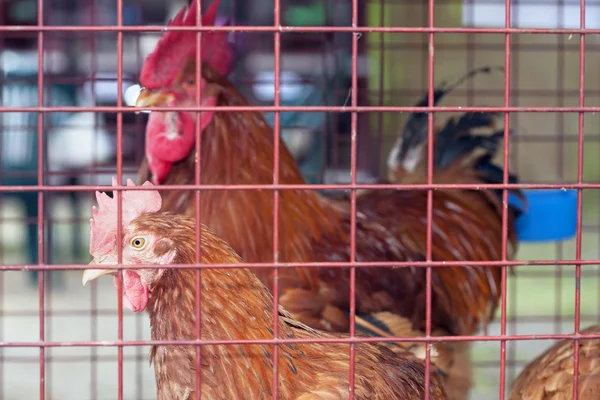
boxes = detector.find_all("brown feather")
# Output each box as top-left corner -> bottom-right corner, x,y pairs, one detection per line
133,213 -> 448,400
137,64 -> 518,338
509,324 -> 600,400
137,63 -> 521,399
355,312 -> 472,400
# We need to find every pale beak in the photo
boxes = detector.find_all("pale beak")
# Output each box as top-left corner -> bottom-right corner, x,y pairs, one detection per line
82,260 -> 118,286
135,89 -> 174,112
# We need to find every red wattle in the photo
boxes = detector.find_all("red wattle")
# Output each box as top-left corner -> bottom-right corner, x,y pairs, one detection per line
113,270 -> 149,312
144,96 -> 217,184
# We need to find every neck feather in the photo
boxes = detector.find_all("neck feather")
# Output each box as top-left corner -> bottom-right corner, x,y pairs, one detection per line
144,224 -> 310,398
139,65 -> 342,268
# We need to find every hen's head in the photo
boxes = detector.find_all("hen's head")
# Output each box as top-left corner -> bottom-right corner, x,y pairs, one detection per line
82,178 -> 177,312
136,0 -> 233,184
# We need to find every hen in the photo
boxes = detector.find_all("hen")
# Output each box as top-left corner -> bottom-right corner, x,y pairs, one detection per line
82,179 -> 448,400
133,1 -> 524,398
508,324 -> 600,400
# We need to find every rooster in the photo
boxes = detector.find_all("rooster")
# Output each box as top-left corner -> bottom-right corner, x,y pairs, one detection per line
508,324 -> 600,399
82,179 -> 448,400
133,1 -> 524,398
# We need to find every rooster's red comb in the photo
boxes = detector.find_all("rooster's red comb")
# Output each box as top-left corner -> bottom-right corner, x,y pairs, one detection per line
139,0 -> 232,89
89,178 -> 162,257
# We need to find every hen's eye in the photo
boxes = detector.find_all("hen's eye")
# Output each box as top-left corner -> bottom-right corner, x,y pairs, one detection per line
188,78 -> 195,85
131,237 -> 146,249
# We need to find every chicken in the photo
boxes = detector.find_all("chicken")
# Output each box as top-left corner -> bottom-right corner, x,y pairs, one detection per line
82,179 -> 448,400
508,325 -> 600,400
135,0 -> 524,334
133,1 -> 524,398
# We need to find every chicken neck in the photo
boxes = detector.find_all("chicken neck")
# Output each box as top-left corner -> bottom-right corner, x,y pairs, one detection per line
142,220 -> 311,398
142,64 -> 343,267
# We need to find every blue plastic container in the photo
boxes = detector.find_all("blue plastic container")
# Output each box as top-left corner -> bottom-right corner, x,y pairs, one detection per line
509,189 -> 578,242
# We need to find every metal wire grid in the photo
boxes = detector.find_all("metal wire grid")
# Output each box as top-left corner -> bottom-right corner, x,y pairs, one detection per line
0,0 -> 598,399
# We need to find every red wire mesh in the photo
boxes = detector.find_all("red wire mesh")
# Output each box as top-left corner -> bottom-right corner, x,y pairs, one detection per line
0,0 -> 598,399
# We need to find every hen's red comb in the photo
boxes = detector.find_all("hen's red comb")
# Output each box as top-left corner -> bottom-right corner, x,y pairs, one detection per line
89,178 -> 162,257
139,0 -> 233,89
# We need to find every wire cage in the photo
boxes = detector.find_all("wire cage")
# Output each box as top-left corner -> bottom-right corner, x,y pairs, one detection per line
0,0 -> 599,399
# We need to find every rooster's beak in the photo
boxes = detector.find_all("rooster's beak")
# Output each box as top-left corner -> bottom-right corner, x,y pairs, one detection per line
135,89 -> 174,108
82,260 -> 118,286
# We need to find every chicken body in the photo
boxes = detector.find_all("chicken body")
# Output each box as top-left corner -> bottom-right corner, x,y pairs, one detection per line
136,60 -> 522,398
509,324 -> 600,400
134,3 -> 523,397
137,64 -> 522,337
83,185 -> 448,400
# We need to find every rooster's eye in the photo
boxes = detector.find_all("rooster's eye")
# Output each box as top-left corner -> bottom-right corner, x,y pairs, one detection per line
131,237 -> 146,250
188,78 -> 195,85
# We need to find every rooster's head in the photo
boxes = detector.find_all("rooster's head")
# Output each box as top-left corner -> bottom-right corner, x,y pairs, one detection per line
136,0 -> 233,184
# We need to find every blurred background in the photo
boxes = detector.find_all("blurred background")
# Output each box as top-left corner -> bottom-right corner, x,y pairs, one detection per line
0,0 -> 599,399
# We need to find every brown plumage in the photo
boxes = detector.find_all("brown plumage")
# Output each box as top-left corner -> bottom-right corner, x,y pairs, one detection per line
509,325 -> 600,400
137,63 -> 523,338
356,312 -> 472,400
86,205 -> 449,399
136,15 -> 523,395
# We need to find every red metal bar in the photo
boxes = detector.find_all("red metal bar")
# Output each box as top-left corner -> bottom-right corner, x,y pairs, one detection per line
9,311 -> 600,325
424,0 -> 435,397
3,25 -> 600,34
8,309 -> 600,323
10,213 -> 600,229
88,0 -> 100,397
5,104 -> 600,112
2,258 -> 600,271
2,182 -> 600,193
572,1 -> 587,398
271,0 -> 282,397
7,71 -> 600,89
115,0 -> 125,398
499,0 -> 512,397
193,1 -> 205,398
348,0 -> 359,396
36,0 -> 46,398
4,332 -> 600,348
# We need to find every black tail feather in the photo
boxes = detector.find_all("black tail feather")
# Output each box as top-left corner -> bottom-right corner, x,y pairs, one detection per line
392,66 -> 525,217
434,114 -> 502,168
397,65 -> 504,163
